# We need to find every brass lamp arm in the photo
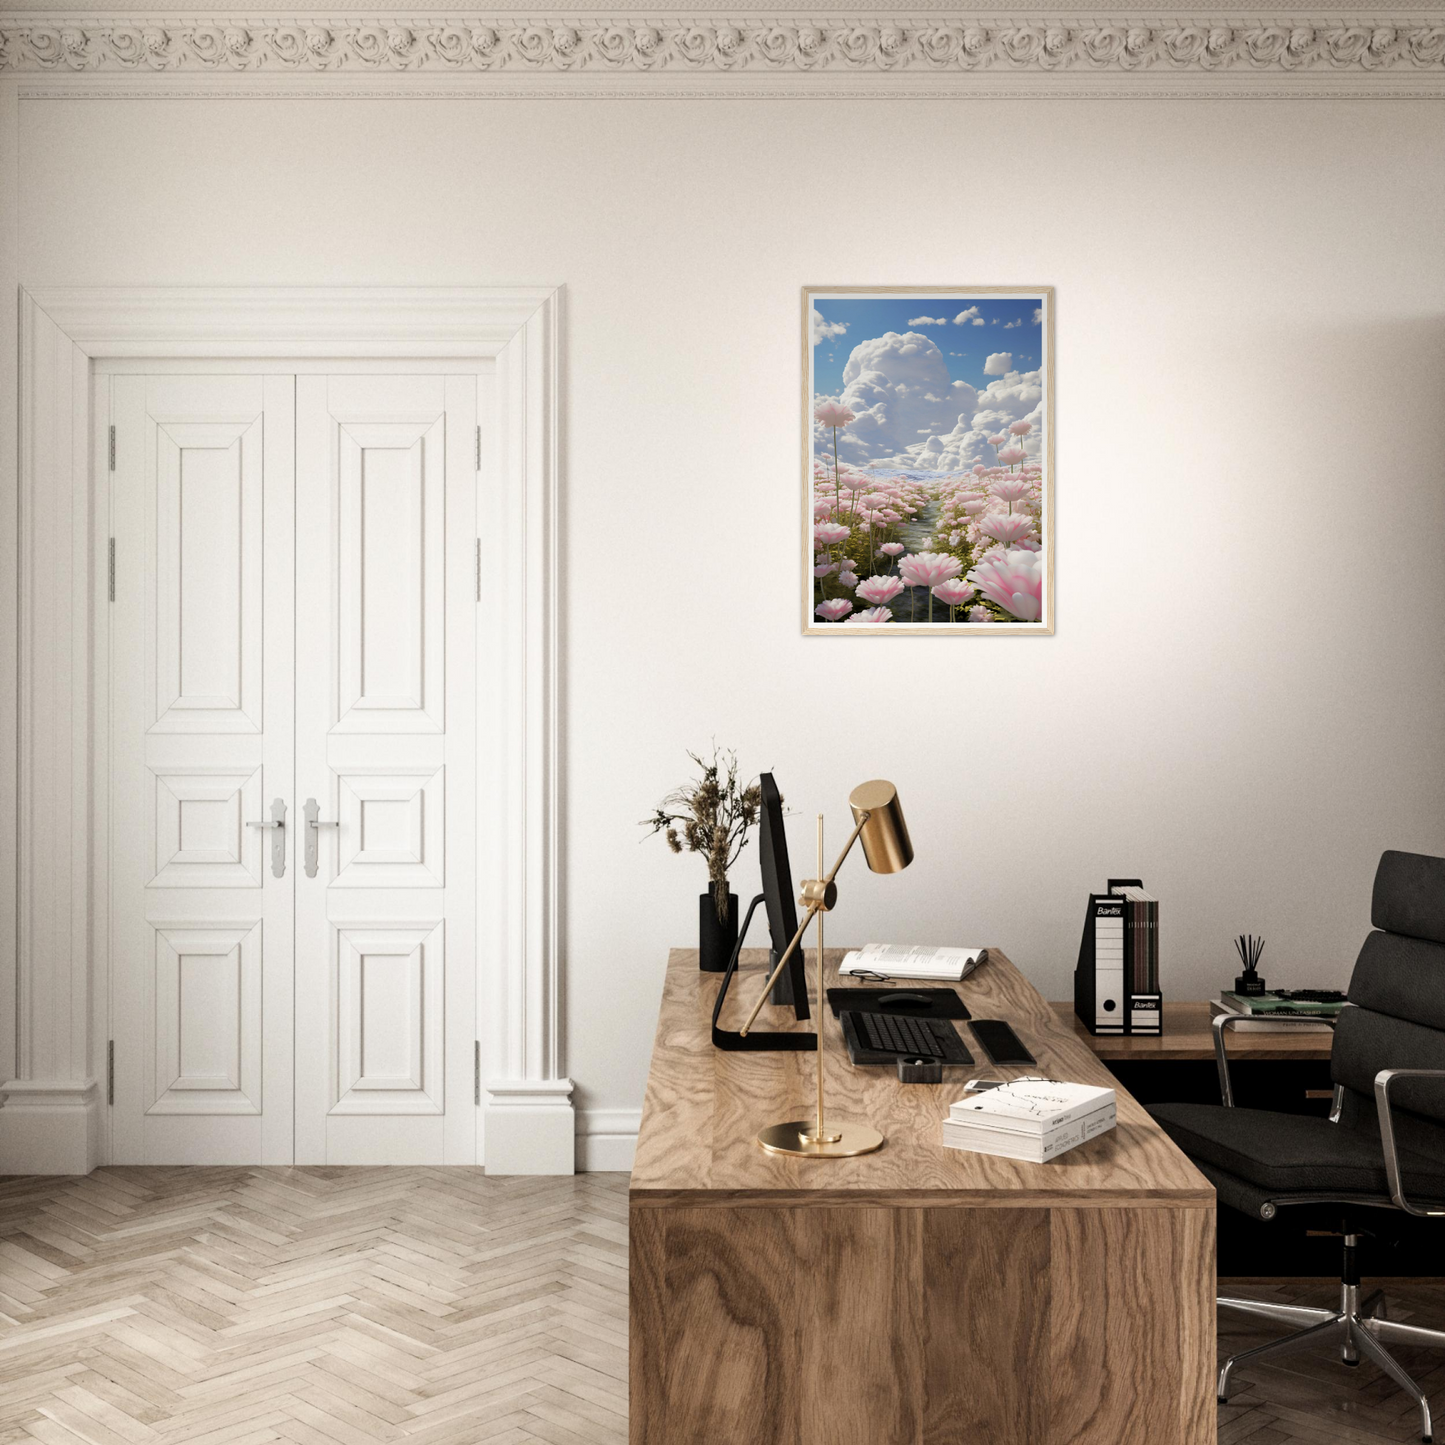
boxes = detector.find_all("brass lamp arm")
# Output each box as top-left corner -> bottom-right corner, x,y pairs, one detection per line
738,811 -> 870,1037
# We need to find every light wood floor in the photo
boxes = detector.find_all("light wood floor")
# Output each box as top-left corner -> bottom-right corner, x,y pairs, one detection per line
1,1168 -> 1443,1444
0,1168 -> 628,1445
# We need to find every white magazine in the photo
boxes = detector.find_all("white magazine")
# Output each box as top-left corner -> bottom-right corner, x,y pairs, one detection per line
839,943 -> 987,982
948,1078 -> 1115,1134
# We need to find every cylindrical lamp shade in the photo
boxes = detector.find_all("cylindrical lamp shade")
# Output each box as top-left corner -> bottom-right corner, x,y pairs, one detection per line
848,780 -> 914,874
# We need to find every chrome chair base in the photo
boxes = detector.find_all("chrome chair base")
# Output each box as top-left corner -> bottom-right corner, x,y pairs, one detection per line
1219,1281 -> 1445,1442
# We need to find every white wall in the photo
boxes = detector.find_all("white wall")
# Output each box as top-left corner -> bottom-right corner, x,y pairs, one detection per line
17,95 -> 1445,1148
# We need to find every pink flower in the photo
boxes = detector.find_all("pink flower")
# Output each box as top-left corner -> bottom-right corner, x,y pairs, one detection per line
991,476 -> 1032,504
814,521 -> 851,546
814,402 -> 856,429
932,580 -> 976,607
838,571 -> 859,587
967,606 -> 992,623
855,575 -> 905,605
972,463 -> 987,475
813,563 -> 838,578
987,434 -> 1006,447
961,498 -> 989,516
814,598 -> 854,622
1009,420 -> 1034,437
879,542 -> 905,558
898,552 -> 963,588
846,607 -> 895,624
967,547 -> 1044,622
997,446 -> 1026,466
979,512 -> 1036,546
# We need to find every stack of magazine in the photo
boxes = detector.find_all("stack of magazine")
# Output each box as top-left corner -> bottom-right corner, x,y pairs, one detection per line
941,1078 -> 1117,1163
1210,990 -> 1344,1033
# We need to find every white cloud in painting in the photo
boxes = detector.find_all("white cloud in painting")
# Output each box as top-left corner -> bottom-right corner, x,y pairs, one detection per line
859,368 -> 1045,474
1032,307 -> 1043,324
953,307 -> 980,326
984,352 -> 1013,375
811,307 -> 848,345
812,330 -> 978,470
1004,319 -> 1022,329
908,316 -> 948,326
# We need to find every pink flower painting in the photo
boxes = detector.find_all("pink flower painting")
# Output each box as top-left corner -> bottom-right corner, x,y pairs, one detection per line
807,288 -> 1050,630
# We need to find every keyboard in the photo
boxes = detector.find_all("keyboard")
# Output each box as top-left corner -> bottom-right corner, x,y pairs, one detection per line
840,1010 -> 974,1065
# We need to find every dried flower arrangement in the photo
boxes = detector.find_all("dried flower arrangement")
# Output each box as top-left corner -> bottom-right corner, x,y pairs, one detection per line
643,747 -> 763,923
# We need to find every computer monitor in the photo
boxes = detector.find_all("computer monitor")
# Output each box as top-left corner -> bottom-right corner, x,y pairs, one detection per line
758,772 -> 810,1021
709,772 -> 815,1051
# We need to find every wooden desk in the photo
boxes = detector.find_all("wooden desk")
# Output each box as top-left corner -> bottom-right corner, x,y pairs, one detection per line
1052,1000 -> 1334,1061
631,949 -> 1215,1445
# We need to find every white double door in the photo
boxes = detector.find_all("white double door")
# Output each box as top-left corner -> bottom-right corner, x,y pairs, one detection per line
109,370 -> 477,1165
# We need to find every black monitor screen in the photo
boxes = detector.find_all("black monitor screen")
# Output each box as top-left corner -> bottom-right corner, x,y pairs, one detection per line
757,773 -> 809,1019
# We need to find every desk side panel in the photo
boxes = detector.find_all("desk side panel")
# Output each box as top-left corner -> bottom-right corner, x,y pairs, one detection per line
1048,1205 -> 1216,1445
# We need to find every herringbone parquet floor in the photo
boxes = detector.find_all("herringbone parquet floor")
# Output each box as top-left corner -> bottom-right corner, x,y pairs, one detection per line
3,1167 -> 1445,1444
0,1168 -> 628,1445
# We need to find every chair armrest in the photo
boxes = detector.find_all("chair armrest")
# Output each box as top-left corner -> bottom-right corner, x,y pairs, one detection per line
1374,1068 -> 1445,1217
1212,1011 -> 1337,1108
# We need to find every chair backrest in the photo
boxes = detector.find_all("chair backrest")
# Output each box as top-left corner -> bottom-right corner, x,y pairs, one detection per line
1331,851 -> 1445,1149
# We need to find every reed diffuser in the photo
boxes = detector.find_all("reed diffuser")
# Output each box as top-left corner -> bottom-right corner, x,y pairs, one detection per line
1234,934 -> 1267,996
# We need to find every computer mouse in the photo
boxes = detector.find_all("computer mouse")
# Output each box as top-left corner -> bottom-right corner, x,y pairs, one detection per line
879,992 -> 932,1010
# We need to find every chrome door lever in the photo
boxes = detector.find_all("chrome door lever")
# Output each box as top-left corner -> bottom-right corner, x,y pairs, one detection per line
303,797 -> 339,879
246,797 -> 288,878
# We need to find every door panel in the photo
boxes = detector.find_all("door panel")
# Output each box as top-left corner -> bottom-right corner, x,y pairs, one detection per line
110,375 -> 295,1164
294,375 -> 476,1164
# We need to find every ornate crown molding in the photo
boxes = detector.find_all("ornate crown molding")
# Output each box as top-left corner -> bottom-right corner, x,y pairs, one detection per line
2,12 -> 1444,84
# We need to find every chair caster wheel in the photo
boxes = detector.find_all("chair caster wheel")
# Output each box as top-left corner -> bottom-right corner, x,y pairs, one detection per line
1217,1398 -> 1227,1405
1343,1358 -> 1360,1367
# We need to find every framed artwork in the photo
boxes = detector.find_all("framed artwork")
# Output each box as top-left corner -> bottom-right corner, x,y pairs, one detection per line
804,285 -> 1054,635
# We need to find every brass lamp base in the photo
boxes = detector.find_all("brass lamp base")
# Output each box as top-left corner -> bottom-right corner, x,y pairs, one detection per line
757,1119 -> 885,1158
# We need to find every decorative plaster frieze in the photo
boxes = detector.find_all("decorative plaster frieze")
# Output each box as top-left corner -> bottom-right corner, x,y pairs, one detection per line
2,14 -> 1444,76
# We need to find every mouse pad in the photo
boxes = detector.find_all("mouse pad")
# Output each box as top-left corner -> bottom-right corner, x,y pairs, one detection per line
826,987 -> 970,1021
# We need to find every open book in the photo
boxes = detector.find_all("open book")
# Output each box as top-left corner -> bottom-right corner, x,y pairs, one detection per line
839,943 -> 988,982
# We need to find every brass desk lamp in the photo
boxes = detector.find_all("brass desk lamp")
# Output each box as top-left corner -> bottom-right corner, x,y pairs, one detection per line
738,779 -> 913,1158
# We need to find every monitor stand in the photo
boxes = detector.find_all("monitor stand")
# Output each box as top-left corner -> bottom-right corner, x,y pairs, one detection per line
711,894 -> 817,1052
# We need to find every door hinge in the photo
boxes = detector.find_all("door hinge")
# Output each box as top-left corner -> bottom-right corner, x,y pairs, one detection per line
475,424 -> 482,472
475,539 -> 481,602
107,1040 -> 114,1105
474,1042 -> 481,1106
108,425 -> 116,472
108,538 -> 116,602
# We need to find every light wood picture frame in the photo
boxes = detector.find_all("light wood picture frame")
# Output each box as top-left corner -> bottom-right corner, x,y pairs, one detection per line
804,285 -> 1055,635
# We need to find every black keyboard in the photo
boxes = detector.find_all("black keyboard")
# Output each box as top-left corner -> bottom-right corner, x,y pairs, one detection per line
842,1010 -> 974,1064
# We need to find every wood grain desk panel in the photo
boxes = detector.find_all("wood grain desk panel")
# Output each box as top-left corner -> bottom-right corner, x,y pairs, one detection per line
630,949 -> 1215,1445
1052,999 -> 1335,1061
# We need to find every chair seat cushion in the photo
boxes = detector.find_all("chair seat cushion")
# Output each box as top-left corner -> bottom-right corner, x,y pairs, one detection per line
1148,1102 -> 1445,1198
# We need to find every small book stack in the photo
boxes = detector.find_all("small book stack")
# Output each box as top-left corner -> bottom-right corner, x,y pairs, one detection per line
941,1079 -> 1117,1163
1210,991 -> 1344,1033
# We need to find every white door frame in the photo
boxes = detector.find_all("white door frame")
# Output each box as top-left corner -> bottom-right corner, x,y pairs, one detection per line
2,286 -> 571,1175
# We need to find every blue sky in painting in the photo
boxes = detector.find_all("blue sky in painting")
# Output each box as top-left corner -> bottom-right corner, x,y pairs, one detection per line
811,295 -> 1043,397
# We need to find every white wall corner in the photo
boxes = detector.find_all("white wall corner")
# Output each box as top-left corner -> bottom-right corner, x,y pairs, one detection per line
576,1107 -> 640,1173
0,1078 -> 101,1175
484,1078 -> 576,1174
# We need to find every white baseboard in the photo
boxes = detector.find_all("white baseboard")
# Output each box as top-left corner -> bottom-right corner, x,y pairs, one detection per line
483,1078 -> 576,1175
576,1108 -> 640,1173
0,1079 -> 101,1175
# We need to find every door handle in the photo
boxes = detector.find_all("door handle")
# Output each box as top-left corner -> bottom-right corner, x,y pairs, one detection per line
303,797 -> 339,879
246,797 -> 288,879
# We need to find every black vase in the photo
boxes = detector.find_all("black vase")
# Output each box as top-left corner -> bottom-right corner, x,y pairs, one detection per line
699,889 -> 739,972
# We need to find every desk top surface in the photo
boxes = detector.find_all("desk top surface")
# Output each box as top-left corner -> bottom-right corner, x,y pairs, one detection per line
1053,1000 -> 1335,1061
630,948 -> 1213,1208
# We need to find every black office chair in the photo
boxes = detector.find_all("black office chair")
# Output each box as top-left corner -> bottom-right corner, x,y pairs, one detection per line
1149,849 -> 1445,1443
